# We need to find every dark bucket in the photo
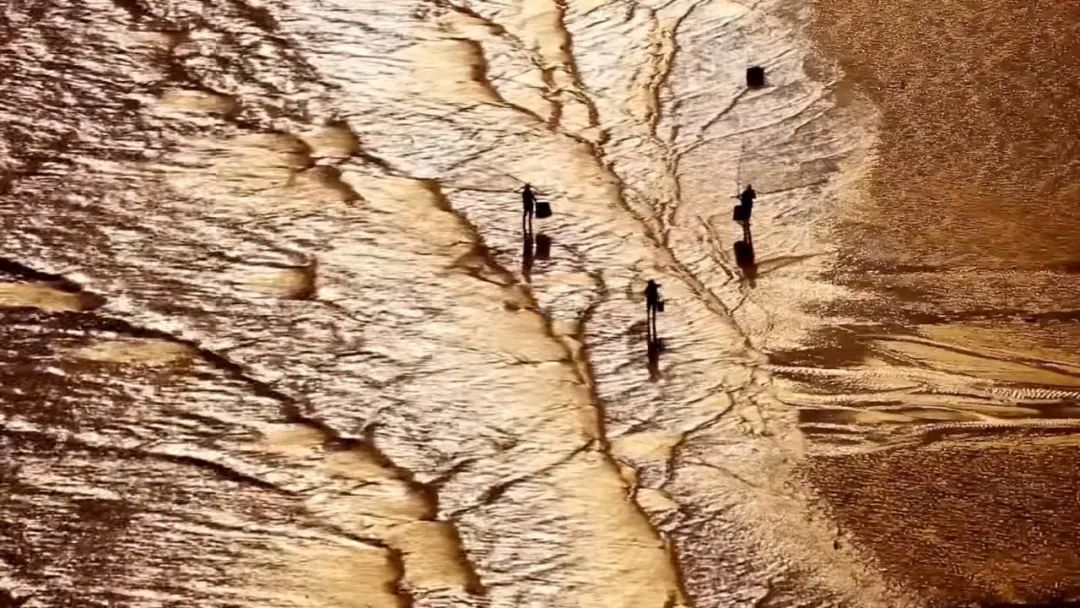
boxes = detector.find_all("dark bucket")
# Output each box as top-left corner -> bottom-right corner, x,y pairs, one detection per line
535,201 -> 552,219
746,66 -> 765,88
733,204 -> 750,222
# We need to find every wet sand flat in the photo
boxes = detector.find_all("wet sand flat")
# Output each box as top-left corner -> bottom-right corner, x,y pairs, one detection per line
801,0 -> 1080,604
810,0 -> 1080,292
811,0 -> 1080,262
2,0 -> 1078,605
803,433 -> 1080,606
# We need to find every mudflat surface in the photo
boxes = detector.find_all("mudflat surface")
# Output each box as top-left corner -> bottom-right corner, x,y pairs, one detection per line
0,0 -> 1078,606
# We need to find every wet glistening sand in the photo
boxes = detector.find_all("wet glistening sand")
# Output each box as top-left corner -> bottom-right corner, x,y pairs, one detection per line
1,0 -> 1078,606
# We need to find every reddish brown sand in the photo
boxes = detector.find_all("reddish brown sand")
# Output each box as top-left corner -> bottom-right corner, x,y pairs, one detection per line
803,433 -> 1080,606
812,0 -> 1080,269
805,1 -> 1080,605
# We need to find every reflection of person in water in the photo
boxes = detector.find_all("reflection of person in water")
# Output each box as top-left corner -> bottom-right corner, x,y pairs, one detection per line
522,184 -> 536,235
521,233 -> 534,282
733,221 -> 758,287
645,279 -> 661,341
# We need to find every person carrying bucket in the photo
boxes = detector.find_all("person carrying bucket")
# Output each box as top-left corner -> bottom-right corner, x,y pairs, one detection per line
520,183 -> 552,236
732,183 -> 756,224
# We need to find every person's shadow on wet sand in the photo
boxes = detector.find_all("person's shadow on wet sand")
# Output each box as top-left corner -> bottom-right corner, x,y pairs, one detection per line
647,333 -> 663,381
522,233 -> 534,282
630,318 -> 664,381
733,221 -> 757,287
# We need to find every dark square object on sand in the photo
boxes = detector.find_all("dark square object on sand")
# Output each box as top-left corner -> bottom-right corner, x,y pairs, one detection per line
746,66 -> 765,88
535,201 -> 552,218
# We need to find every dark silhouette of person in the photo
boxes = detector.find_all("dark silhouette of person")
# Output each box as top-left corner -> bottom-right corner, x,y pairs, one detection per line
522,184 -> 536,235
739,184 -> 756,213
645,279 -> 661,342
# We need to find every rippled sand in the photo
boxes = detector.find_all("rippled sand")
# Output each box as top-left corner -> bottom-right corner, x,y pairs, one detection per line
1,0 -> 1077,606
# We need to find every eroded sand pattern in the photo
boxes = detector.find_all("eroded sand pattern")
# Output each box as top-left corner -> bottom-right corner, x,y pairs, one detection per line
0,282 -> 93,312
0,0 -> 1077,606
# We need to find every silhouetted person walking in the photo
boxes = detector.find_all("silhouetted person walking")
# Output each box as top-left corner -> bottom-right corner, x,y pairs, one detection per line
522,184 -> 536,235
645,279 -> 662,342
739,184 -> 756,213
